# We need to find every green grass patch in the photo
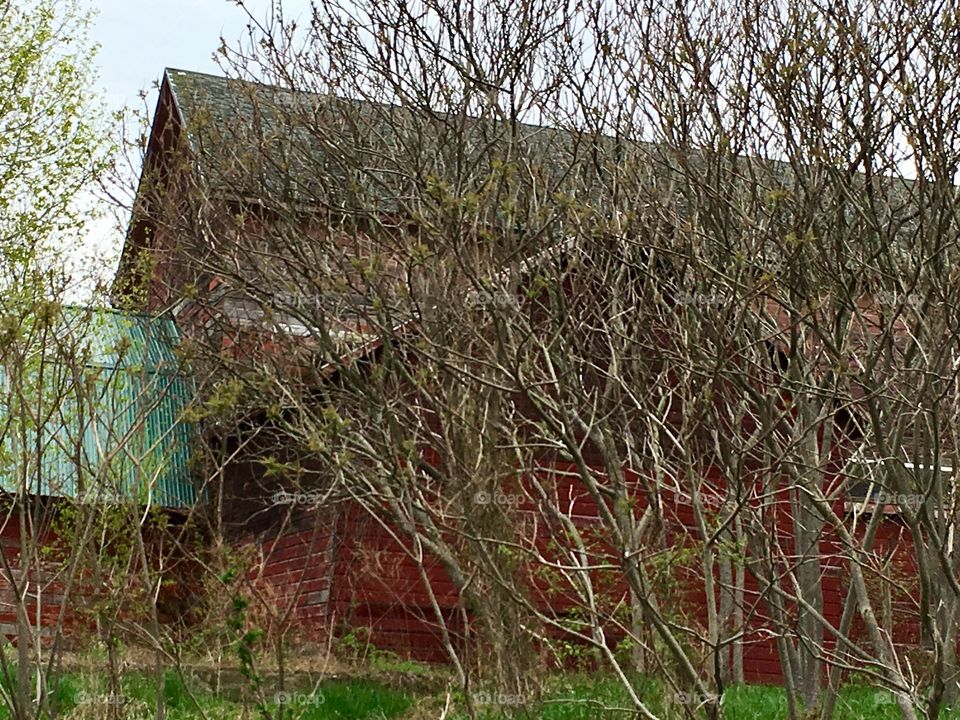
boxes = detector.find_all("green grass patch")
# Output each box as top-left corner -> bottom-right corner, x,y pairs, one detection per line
6,666 -> 960,719
721,684 -> 788,719
541,675 -> 655,718
0,669 -> 415,720
723,684 -> 960,720
455,676 -> 960,719
267,679 -> 412,719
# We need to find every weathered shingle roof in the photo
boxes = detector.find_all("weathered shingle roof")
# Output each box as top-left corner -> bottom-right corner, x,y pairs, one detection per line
161,67 -> 618,212
162,67 -> 353,208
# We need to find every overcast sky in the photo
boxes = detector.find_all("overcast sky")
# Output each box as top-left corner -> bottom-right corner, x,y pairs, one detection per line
81,0 -> 311,290
90,0 -> 313,111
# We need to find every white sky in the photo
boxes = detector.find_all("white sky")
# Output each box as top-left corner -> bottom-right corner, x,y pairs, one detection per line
80,0 -> 311,295
90,0 -> 314,112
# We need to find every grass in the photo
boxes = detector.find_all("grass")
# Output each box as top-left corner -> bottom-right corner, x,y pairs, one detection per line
120,674 -> 412,719
0,669 -> 413,719
539,675 -> 658,719
119,670 -> 239,718
723,685 -> 960,719
267,679 -> 413,719
2,665 -> 960,718
456,676 -> 960,719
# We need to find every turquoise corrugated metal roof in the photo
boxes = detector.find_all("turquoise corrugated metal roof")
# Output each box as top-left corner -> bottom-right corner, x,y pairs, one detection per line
0,308 -> 196,508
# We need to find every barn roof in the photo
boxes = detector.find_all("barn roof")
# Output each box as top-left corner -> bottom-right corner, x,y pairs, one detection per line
124,69 -> 935,362
161,66 -> 605,205
0,308 -> 196,508
119,67 -> 926,306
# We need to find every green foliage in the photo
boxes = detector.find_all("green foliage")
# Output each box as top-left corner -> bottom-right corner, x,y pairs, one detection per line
336,627 -> 371,659
199,378 -> 247,422
0,0 -> 110,290
225,582 -> 271,717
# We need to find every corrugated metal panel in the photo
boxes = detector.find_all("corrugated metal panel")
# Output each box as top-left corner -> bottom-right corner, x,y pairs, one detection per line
0,308 -> 196,507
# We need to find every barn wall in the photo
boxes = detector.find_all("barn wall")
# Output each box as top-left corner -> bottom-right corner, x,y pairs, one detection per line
0,507 -> 194,646
326,503 -> 463,662
236,511 -> 341,641
0,517 -> 69,640
240,465 -> 928,686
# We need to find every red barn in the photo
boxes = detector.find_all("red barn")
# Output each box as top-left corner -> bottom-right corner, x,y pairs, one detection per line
114,67 -> 945,690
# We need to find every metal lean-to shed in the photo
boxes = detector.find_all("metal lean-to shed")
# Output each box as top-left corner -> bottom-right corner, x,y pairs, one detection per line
0,308 -> 196,508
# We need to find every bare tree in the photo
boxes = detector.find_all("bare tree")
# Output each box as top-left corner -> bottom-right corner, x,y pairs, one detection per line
121,0 -> 960,718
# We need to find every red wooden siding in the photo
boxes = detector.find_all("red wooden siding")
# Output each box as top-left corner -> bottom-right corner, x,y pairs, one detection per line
236,460 -> 929,686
